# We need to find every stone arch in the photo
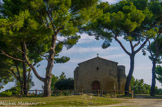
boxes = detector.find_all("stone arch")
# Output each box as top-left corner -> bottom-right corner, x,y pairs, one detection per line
92,80 -> 100,90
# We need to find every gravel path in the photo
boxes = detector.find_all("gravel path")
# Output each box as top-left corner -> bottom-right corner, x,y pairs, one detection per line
100,98 -> 162,107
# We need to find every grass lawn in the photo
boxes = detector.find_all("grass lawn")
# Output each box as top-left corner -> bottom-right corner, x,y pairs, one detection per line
0,95 -> 124,106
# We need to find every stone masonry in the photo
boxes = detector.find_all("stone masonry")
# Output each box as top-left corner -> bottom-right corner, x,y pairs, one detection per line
74,56 -> 126,94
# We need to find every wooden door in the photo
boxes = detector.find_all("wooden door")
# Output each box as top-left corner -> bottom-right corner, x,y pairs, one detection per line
92,81 -> 100,90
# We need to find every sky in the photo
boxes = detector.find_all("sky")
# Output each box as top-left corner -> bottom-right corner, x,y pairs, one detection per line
1,0 -> 162,92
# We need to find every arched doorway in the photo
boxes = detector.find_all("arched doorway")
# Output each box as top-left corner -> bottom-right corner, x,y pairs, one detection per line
92,81 -> 100,90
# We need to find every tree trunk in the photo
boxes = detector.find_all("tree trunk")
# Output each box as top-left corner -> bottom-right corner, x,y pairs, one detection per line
21,43 -> 28,96
44,75 -> 52,97
19,81 -> 24,97
17,68 -> 24,96
11,65 -> 24,97
125,54 -> 135,95
150,60 -> 156,96
22,61 -> 27,95
44,34 -> 57,97
27,69 -> 31,91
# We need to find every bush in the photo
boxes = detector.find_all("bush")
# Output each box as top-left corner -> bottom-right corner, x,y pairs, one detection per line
6,87 -> 20,95
155,88 -> 162,95
55,78 -> 74,90
131,77 -> 151,94
0,91 -> 12,97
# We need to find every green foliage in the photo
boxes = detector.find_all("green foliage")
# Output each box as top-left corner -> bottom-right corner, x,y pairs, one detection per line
30,0 -> 100,35
127,0 -> 148,10
86,0 -> 161,46
85,0 -> 161,95
51,72 -> 73,90
0,91 -> 12,97
110,1 -> 145,34
0,0 -> 100,66
55,56 -> 70,64
143,29 -> 158,38
1,0 -> 28,17
55,78 -> 74,90
0,0 -> 50,94
0,0 -> 50,64
131,76 -> 151,94
51,72 -> 66,91
156,65 -> 162,83
59,72 -> 66,80
149,0 -> 162,15
2,87 -> 20,95
71,0 -> 98,11
0,0 -> 101,96
141,0 -> 162,96
147,37 -> 162,63
86,0 -> 149,44
51,74 -> 59,91
155,88 -> 162,95
0,57 -> 14,90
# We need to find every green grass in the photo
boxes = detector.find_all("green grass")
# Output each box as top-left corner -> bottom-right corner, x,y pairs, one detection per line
0,95 -> 124,106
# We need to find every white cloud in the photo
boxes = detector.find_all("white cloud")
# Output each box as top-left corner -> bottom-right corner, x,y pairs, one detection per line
57,36 -> 66,41
57,33 -> 96,44
101,0 -> 121,4
78,34 -> 96,44
62,46 -> 119,55
102,54 -> 126,59
68,53 -> 126,64
69,58 -> 87,63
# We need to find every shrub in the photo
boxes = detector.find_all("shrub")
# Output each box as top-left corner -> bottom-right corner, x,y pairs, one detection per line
55,78 -> 74,90
0,91 -> 12,97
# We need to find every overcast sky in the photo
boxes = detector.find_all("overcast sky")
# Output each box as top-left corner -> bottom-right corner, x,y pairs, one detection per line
1,0 -> 162,92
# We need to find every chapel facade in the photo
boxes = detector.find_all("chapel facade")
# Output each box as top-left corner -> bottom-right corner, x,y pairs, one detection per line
74,56 -> 126,94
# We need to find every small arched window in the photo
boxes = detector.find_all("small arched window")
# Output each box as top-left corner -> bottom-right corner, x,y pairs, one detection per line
97,67 -> 99,71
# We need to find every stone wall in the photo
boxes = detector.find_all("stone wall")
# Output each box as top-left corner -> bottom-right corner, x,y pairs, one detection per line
117,65 -> 126,93
74,57 -> 120,94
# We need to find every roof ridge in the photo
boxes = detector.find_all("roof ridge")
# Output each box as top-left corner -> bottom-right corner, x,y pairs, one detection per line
78,56 -> 118,65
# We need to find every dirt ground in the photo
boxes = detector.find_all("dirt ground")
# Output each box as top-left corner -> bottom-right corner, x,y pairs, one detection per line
101,95 -> 162,107
104,98 -> 162,107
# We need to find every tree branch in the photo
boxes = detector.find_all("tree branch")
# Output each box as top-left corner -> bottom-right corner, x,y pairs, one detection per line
23,41 -> 45,82
42,55 -> 49,60
148,40 -> 154,58
10,69 -> 20,82
155,38 -> 161,60
135,38 -> 149,54
15,62 -> 22,82
133,40 -> 140,48
46,8 -> 55,31
129,41 -> 134,53
0,50 -> 26,62
114,36 -> 130,55
16,47 -> 24,54
27,67 -> 31,90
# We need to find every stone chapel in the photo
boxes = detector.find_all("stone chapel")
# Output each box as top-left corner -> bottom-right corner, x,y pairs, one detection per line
74,56 -> 126,94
